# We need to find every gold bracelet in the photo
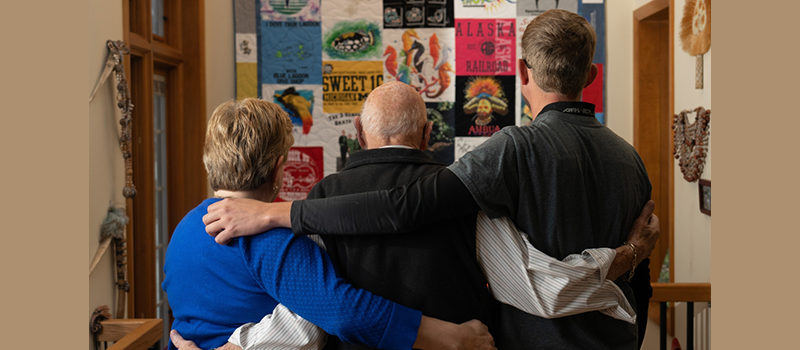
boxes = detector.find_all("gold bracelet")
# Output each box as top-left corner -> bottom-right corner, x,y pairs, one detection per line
625,243 -> 637,282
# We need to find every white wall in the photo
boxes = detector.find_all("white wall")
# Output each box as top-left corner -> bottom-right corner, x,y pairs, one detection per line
634,0 -> 651,9
671,1 -> 712,348
672,0 -> 712,284
606,0 -> 635,143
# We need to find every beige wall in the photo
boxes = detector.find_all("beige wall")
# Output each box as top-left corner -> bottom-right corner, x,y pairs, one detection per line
88,0 -> 124,348
205,0 -> 236,197
206,0 -> 235,119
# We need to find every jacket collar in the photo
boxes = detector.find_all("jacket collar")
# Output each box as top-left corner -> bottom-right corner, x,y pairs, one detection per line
344,148 -> 441,170
537,101 -> 596,118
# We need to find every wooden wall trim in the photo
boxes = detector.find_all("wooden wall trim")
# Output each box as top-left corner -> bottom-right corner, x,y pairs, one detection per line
128,32 -> 149,52
122,0 -> 135,318
634,0 -> 675,332
166,63 -> 187,237
122,0 -> 206,324
131,52 -> 156,318
633,1 -> 670,283
634,0 -> 669,21
176,0 -> 208,223
152,41 -> 184,65
668,0 -> 675,287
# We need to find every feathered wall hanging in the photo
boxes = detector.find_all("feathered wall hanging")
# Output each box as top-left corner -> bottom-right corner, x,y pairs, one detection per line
680,0 -> 711,89
89,204 -> 128,276
88,204 -> 130,318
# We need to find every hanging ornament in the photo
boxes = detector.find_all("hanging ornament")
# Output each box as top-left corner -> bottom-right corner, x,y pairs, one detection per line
680,0 -> 711,89
90,40 -> 136,199
673,107 -> 710,182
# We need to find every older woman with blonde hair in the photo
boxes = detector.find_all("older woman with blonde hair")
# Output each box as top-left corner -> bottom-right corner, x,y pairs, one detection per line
163,98 -> 494,350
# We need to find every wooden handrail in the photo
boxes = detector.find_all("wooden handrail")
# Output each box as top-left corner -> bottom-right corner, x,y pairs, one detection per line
650,282 -> 711,302
97,318 -> 163,350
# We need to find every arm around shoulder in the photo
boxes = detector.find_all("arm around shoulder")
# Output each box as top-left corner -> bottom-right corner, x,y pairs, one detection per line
238,228 -> 420,350
290,168 -> 479,236
203,198 -> 292,244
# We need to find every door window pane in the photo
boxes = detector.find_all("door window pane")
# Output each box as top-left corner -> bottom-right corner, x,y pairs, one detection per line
153,73 -> 170,343
152,0 -> 164,36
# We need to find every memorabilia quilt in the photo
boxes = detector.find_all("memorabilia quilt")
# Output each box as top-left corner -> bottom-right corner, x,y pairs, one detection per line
234,0 -> 607,198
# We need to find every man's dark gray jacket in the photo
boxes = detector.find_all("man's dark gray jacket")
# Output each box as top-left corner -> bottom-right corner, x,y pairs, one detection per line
309,148 -> 499,350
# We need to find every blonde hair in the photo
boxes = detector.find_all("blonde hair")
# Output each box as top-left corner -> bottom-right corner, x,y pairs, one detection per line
520,9 -> 596,100
203,99 -> 294,191
360,81 -> 427,141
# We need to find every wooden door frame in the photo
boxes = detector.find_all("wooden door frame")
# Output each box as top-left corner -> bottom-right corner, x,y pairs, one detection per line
122,0 -> 207,320
633,0 -> 674,333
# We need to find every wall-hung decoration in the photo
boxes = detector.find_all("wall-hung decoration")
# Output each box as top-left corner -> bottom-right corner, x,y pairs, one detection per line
698,179 -> 710,215
89,41 -> 135,319
679,0 -> 710,89
89,40 -> 136,199
234,0 -> 608,191
673,106 -> 710,182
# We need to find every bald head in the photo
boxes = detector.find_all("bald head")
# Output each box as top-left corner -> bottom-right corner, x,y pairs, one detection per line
358,81 -> 429,149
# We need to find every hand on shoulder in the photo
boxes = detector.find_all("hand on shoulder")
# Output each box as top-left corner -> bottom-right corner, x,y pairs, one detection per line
203,198 -> 292,245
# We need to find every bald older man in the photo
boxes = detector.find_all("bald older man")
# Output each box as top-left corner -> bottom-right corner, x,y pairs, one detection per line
310,81 -> 499,350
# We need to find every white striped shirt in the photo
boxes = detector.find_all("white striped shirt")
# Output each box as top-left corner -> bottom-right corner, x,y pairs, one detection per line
229,212 -> 635,349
